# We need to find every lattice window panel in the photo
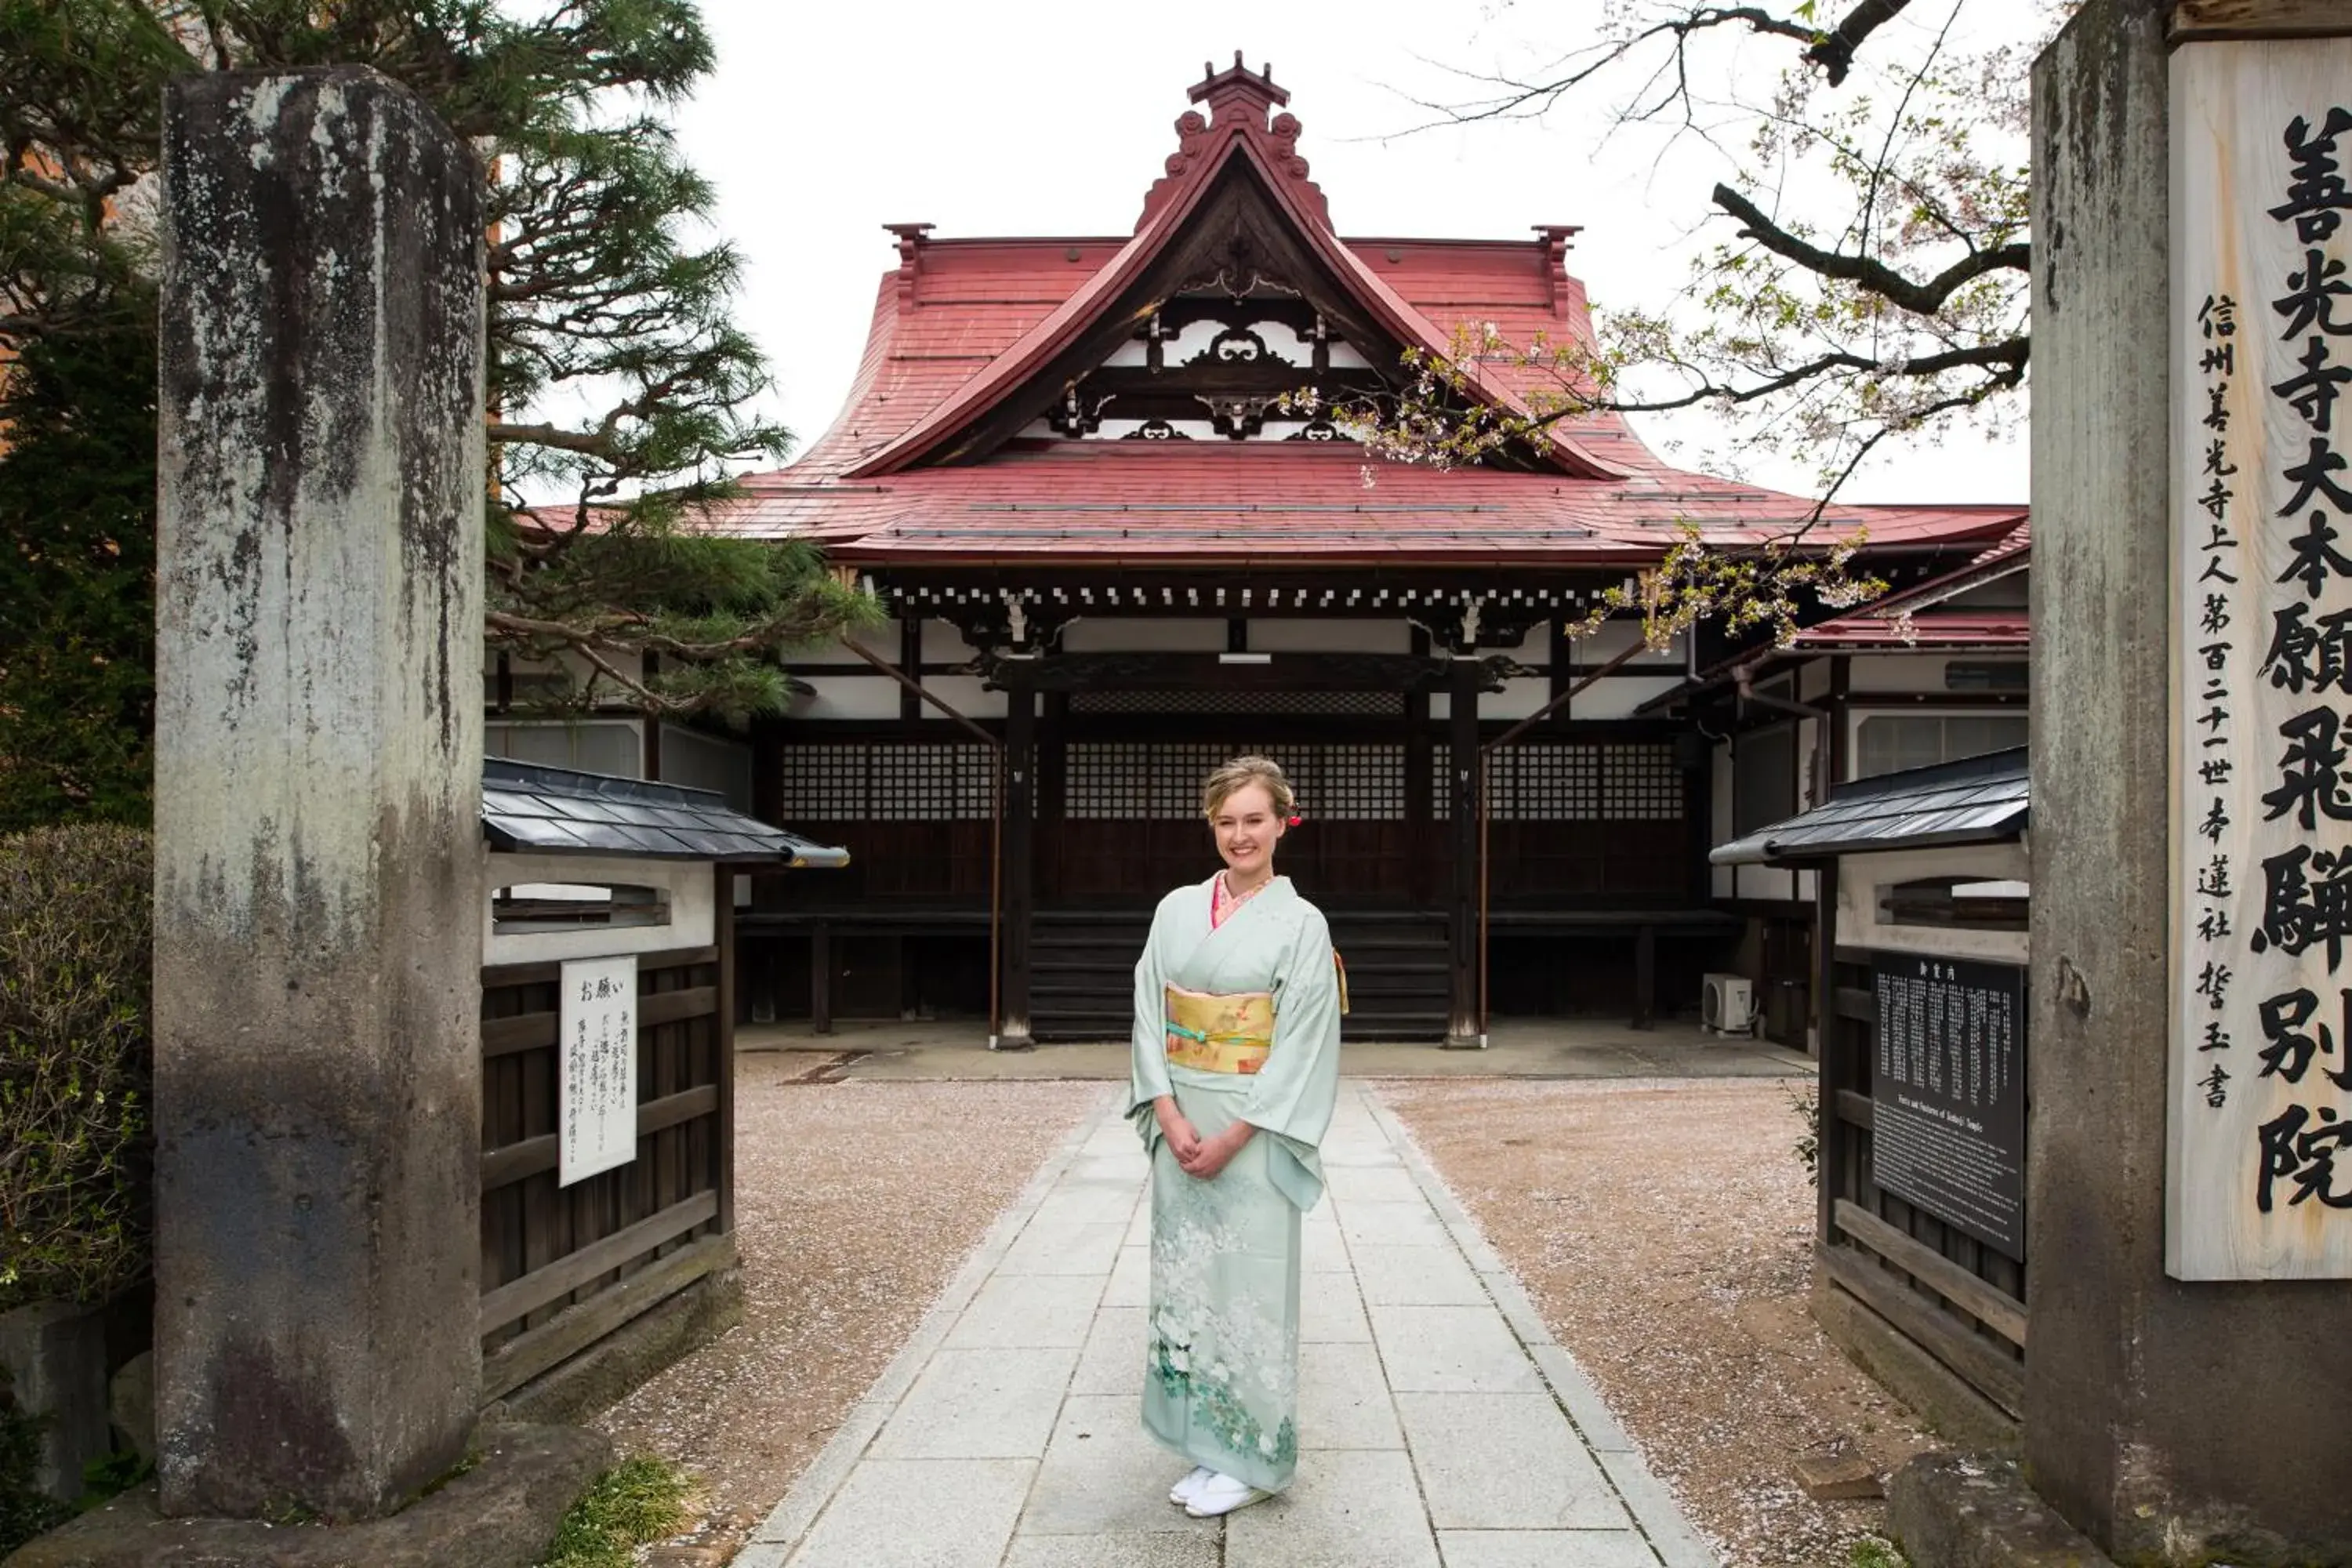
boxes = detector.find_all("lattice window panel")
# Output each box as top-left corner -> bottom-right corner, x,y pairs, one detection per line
1069,742 -> 1154,819
1070,689 -> 1406,717
866,742 -> 994,820
1432,743 -> 1682,821
777,742 -> 867,819
774,742 -> 993,820
1309,744 -> 1405,820
1599,744 -> 1683,819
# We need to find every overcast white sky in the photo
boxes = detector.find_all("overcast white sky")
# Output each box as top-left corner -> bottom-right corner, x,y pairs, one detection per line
668,0 -> 2038,508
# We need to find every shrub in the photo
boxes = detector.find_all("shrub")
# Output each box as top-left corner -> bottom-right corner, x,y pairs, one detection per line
0,1377 -> 71,1555
0,826 -> 154,1311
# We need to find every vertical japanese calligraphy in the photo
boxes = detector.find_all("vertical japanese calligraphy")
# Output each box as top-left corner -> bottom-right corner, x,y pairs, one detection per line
559,953 -> 639,1186
2169,41 -> 2352,1279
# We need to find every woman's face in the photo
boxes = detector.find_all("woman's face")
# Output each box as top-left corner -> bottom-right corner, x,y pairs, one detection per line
1210,782 -> 1285,880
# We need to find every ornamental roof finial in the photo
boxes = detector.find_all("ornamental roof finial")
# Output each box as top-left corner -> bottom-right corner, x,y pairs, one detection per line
1189,52 -> 1289,127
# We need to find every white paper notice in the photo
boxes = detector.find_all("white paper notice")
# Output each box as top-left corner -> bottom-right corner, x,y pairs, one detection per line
2168,38 -> 2352,1279
559,954 -> 638,1186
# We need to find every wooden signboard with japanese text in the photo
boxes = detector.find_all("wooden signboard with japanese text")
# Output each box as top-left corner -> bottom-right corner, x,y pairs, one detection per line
559,953 -> 638,1186
2169,38 -> 2352,1279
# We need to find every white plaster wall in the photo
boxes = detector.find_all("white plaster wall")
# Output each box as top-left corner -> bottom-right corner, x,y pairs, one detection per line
1060,618 -> 1225,652
1835,841 -> 2031,964
923,620 -> 975,662
1248,619 -> 1413,653
918,675 -> 1007,720
486,717 -> 644,779
1799,657 -> 1833,702
1556,675 -> 1690,721
483,851 -> 715,966
791,675 -> 901,720
1562,622 -> 1688,667
1848,652 -> 1958,692
1479,677 -> 1552,720
787,620 -> 903,666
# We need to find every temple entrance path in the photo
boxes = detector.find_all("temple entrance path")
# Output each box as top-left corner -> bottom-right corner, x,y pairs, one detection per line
734,1082 -> 1715,1568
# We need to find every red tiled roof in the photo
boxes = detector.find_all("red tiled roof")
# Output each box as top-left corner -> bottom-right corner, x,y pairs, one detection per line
718,60 -> 2026,571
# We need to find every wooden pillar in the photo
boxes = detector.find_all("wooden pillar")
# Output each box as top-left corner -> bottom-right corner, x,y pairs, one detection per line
1444,656 -> 1483,1047
997,664 -> 1038,1048
1632,923 -> 1657,1031
1406,626 -> 1434,907
810,922 -> 832,1036
898,617 -> 922,723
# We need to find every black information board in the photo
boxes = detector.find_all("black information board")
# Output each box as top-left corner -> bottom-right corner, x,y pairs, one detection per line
1869,953 -> 2027,1261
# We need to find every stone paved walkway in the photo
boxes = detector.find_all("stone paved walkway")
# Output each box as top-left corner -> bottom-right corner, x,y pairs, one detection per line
737,1083 -> 1719,1568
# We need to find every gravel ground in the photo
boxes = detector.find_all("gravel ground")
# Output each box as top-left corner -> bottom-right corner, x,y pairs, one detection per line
1376,1077 -> 1933,1568
591,1067 -> 1107,1556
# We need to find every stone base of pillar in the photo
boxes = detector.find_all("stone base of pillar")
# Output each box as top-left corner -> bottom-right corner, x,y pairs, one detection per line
5,1425 -> 610,1568
1886,1453 -> 2117,1568
991,1027 -> 1037,1051
1441,1031 -> 1485,1051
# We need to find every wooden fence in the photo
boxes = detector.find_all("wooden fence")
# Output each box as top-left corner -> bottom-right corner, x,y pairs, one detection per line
476,908 -> 735,1404
1817,942 -> 2028,1428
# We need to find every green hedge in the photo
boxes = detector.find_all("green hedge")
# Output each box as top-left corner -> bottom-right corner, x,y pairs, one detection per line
0,826 -> 153,1312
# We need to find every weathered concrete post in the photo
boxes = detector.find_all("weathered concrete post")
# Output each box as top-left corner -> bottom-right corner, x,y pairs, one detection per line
153,68 -> 485,1519
2027,2 -> 2352,1561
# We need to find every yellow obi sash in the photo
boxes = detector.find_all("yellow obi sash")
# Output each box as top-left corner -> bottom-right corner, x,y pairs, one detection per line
1164,985 -> 1273,1075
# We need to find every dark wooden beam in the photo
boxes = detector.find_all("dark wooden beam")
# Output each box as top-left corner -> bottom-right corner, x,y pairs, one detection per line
998,650 -> 1472,693
898,617 -> 921,722
1445,656 -> 1483,1048
997,663 -> 1039,1049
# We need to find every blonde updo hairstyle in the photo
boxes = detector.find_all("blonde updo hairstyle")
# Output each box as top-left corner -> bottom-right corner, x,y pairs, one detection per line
1200,754 -> 1296,821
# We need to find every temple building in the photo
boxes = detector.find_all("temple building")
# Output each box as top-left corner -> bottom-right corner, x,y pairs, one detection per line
487,57 -> 2029,1049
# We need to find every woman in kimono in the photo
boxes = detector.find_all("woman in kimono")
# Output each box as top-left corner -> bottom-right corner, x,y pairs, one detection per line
1128,755 -> 1344,1519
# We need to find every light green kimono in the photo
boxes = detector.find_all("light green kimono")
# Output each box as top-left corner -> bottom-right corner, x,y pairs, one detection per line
1127,873 -> 1344,1492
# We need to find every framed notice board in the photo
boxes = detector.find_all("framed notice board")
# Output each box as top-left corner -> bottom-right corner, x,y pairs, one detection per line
1870,953 -> 2028,1261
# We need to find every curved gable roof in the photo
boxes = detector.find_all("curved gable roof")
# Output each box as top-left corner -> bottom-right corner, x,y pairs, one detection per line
840,57 -> 1629,481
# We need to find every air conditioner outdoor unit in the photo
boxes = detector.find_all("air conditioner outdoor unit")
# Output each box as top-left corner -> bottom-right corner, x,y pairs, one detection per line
1702,973 -> 1756,1036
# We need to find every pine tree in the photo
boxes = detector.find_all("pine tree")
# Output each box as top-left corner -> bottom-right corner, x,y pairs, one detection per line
0,0 -> 873,827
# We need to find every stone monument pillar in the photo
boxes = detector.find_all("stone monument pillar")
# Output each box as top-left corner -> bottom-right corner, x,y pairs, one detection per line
152,68 -> 486,1519
2028,2 -> 2352,1560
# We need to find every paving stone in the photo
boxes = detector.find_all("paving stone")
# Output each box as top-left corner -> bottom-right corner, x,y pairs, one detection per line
1592,1447 -> 1722,1568
1298,1341 -> 1404,1450
1302,1220 -> 1352,1273
1351,1243 -> 1490,1306
1003,1534 -> 1221,1568
784,1458 -> 1035,1568
1323,1166 -> 1425,1205
1434,1529 -> 1665,1567
1073,1306 -> 1146,1396
1395,1392 -> 1627,1530
1336,1200 -> 1453,1249
1032,1180 -> 1141,1228
1299,1272 -> 1373,1343
1019,1393 -> 1225,1537
1318,1139 -> 1405,1169
1126,1197 -> 1153,1246
999,1220 -> 1128,1276
869,1346 -> 1077,1460
1105,1243 -> 1150,1305
1530,1345 -> 1636,1454
944,1272 -> 1106,1349
1224,1447 -> 1440,1568
1370,1305 -> 1544,1393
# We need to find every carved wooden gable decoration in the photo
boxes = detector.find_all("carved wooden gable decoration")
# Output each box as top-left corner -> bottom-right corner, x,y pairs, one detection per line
845,57 -> 1613,478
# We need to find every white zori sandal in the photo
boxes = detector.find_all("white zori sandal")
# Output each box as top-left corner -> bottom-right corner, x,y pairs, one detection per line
1167,1465 -> 1214,1506
1184,1471 -> 1271,1517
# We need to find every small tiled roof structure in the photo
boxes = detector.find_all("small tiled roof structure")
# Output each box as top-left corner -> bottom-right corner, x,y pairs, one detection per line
1710,746 -> 2028,866
481,759 -> 849,866
688,59 -> 2027,571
